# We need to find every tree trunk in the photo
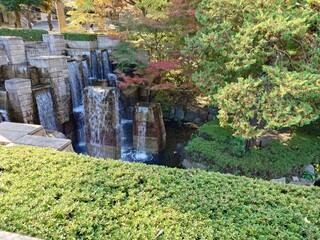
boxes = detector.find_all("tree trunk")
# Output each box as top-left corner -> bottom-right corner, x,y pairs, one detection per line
47,12 -> 53,31
14,11 -> 22,28
55,0 -> 67,32
27,8 -> 32,29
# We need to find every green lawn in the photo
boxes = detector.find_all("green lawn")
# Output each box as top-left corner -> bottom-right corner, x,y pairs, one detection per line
185,120 -> 320,179
0,146 -> 319,239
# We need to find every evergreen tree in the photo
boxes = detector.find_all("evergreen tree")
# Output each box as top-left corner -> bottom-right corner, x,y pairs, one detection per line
187,0 -> 320,142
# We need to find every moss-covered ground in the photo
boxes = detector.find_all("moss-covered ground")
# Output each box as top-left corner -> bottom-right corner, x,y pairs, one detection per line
185,120 -> 320,180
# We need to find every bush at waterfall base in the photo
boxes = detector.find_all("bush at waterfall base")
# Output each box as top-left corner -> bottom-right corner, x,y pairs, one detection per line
62,32 -> 98,41
0,28 -> 48,41
0,146 -> 319,239
185,121 -> 320,179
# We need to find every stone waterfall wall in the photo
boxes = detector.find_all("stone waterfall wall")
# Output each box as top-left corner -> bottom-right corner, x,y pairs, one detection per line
42,34 -> 65,55
84,86 -> 121,159
0,36 -> 26,64
0,65 -> 40,85
0,45 -> 8,65
25,42 -> 50,64
5,78 -> 35,123
133,103 -> 166,153
29,56 -> 71,125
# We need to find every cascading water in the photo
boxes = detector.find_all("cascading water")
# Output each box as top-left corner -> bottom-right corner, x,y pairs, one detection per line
90,50 -> 102,80
107,73 -> 118,87
135,106 -> 149,160
101,50 -> 112,79
34,89 -> 57,130
84,87 -> 121,159
0,109 -> 10,122
68,59 -> 87,149
81,59 -> 91,87
68,60 -> 84,108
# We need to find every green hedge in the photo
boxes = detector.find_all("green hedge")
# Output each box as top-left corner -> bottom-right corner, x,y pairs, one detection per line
0,28 -> 48,41
0,146 -> 319,239
63,32 -> 98,41
185,120 -> 320,179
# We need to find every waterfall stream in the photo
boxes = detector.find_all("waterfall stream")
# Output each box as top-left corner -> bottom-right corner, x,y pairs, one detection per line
34,89 -> 57,130
68,60 -> 83,109
0,109 -> 10,122
135,107 -> 148,160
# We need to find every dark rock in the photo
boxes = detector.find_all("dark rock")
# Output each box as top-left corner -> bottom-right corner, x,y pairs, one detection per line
314,179 -> 320,187
193,118 -> 201,124
207,107 -> 218,115
305,164 -> 315,175
208,114 -> 215,121
197,108 -> 208,122
174,106 -> 185,121
184,110 -> 198,122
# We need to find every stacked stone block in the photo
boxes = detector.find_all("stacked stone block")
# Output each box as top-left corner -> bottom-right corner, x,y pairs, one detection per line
133,103 -> 166,153
0,65 -> 40,85
84,86 -> 121,159
0,36 -> 26,64
42,34 -> 65,55
0,90 -> 7,109
5,78 -> 35,123
29,56 -> 71,124
0,45 -> 8,65
25,42 -> 50,64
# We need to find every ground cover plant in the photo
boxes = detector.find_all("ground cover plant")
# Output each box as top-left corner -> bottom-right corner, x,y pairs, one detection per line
185,120 -> 320,180
0,146 -> 319,239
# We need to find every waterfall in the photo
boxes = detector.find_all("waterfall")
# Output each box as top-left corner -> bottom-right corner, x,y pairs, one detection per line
68,60 -> 83,108
84,87 -> 121,159
0,109 -> 10,122
73,105 -> 86,145
90,50 -> 102,80
34,89 -> 57,130
101,50 -> 112,79
107,73 -> 118,87
135,106 -> 149,160
81,59 -> 91,87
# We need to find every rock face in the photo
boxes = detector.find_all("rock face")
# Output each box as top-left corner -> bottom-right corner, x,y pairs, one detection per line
5,78 -> 35,123
0,45 -> 8,65
42,34 -> 65,55
29,56 -> 71,125
0,36 -> 26,64
84,86 -> 121,159
133,103 -> 166,153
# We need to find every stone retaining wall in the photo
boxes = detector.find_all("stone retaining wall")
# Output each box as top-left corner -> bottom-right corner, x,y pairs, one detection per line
0,36 -> 26,64
29,56 -> 71,125
5,78 -> 35,123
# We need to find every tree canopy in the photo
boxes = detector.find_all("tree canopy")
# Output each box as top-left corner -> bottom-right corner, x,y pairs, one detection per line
187,0 -> 320,139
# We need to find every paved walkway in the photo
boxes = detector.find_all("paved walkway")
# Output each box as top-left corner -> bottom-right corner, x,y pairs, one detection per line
0,231 -> 41,240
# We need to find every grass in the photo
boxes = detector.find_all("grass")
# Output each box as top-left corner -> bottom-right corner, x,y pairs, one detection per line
0,146 -> 319,239
185,120 -> 320,179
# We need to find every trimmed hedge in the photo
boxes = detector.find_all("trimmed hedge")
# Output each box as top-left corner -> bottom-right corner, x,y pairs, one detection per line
0,28 -> 48,41
185,120 -> 320,179
0,146 -> 319,239
63,32 -> 98,41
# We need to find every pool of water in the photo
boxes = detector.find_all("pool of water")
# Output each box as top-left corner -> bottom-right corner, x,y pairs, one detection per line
74,120 -> 198,168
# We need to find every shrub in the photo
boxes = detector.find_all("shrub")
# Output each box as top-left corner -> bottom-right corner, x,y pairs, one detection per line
185,121 -> 320,179
63,32 -> 98,41
110,42 -> 148,74
0,146 -> 319,239
0,28 -> 48,41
